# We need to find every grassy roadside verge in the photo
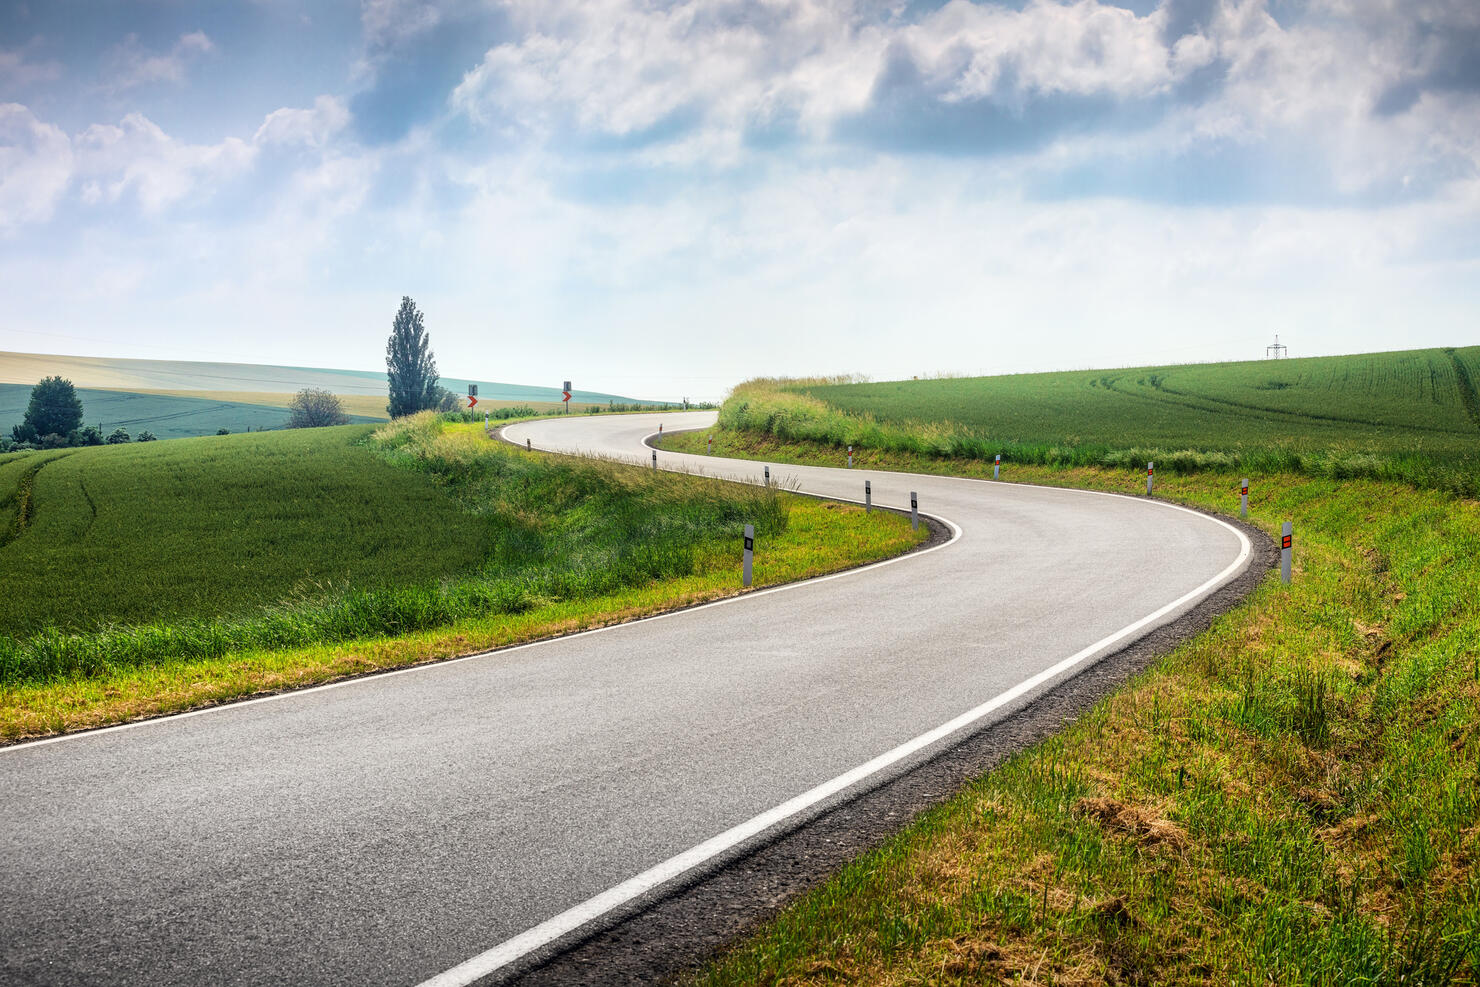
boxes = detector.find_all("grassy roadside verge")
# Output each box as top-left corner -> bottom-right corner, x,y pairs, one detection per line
0,418 -> 924,743
667,428 -> 1480,985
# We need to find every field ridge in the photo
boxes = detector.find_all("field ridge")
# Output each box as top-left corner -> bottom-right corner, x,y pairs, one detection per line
1445,347 -> 1480,430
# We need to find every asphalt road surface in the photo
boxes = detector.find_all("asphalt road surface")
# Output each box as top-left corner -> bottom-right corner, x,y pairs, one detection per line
1,412 -> 1251,987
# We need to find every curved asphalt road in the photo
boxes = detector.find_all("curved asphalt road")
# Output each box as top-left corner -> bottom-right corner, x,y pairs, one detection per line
0,412 -> 1250,987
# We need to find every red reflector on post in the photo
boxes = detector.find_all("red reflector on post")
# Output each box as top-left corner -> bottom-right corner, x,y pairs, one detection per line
1281,535 -> 1292,549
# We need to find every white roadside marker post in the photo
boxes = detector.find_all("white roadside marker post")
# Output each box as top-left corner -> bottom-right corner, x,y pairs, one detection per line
1281,522 -> 1293,584
742,524 -> 754,588
865,480 -> 872,513
994,454 -> 1000,480
847,445 -> 853,468
1147,461 -> 1155,496
764,465 -> 770,487
526,438 -> 531,450
910,491 -> 919,531
1241,478 -> 1249,519
707,435 -> 712,455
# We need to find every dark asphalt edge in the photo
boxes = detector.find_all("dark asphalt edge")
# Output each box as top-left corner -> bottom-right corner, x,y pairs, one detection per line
483,505 -> 1277,987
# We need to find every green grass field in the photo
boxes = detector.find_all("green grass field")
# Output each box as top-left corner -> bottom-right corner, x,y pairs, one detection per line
0,414 -> 924,738
0,425 -> 488,637
666,348 -> 1480,985
720,347 -> 1480,492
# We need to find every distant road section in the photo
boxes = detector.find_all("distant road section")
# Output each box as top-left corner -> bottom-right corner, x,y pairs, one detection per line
0,411 -> 1250,987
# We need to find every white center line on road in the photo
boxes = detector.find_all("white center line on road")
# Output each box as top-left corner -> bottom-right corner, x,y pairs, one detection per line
416,505 -> 1251,987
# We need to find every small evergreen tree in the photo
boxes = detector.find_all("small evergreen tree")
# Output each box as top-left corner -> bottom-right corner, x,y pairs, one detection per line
385,296 -> 440,418
14,376 -> 83,443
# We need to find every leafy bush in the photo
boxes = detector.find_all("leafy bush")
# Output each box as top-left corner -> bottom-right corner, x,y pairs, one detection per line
106,427 -> 130,444
287,388 -> 349,428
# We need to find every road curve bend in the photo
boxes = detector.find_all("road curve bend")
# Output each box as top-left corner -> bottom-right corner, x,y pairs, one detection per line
0,412 -> 1252,987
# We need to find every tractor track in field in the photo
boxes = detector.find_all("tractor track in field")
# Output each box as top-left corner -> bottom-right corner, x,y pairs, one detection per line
0,453 -> 72,550
1146,373 -> 1474,436
1445,348 -> 1480,431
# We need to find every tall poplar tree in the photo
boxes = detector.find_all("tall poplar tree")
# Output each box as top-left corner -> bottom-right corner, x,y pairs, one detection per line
384,296 -> 440,418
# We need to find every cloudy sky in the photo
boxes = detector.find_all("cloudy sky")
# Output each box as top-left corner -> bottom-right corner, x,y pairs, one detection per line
1,0 -> 1476,400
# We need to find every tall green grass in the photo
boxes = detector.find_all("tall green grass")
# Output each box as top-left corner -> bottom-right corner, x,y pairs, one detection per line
0,415 -> 785,686
721,347 -> 1480,494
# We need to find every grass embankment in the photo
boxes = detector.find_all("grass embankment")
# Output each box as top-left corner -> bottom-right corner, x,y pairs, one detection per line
0,415 -> 923,741
666,382 -> 1480,982
718,347 -> 1480,494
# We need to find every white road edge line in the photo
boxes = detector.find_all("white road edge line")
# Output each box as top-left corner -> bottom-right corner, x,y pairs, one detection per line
416,447 -> 1252,987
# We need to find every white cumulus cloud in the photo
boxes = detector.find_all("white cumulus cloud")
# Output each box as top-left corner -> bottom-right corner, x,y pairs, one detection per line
105,31 -> 215,92
0,103 -> 73,231
255,95 -> 352,148
74,112 -> 254,212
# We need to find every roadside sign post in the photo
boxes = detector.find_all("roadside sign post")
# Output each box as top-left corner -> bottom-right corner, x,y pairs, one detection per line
1147,462 -> 1154,496
865,480 -> 871,513
910,491 -> 919,531
1281,523 -> 1293,583
467,384 -> 478,410
526,438 -> 531,450
994,454 -> 1000,480
562,380 -> 572,414
742,524 -> 754,587
707,435 -> 712,454
847,445 -> 853,468
1240,479 -> 1249,519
